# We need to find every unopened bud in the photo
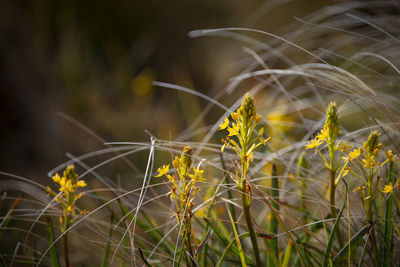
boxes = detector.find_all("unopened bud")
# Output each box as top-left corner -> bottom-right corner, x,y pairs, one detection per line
181,146 -> 193,171
364,130 -> 380,156
239,93 -> 257,120
64,164 -> 78,181
324,102 -> 339,143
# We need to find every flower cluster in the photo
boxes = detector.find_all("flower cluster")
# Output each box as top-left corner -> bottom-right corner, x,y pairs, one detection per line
305,102 -> 339,150
345,131 -> 397,193
47,165 -> 87,231
156,146 -> 204,223
347,131 -> 384,168
219,93 -> 267,266
219,93 -> 270,179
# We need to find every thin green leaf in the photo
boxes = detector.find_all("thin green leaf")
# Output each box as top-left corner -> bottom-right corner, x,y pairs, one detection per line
267,164 -> 280,267
118,200 -> 174,254
220,154 -> 237,225
101,213 -> 114,267
203,218 -> 253,265
322,185 -> 347,267
226,202 -> 246,267
46,217 -> 60,267
332,224 -> 372,266
281,241 -> 292,267
257,189 -> 307,267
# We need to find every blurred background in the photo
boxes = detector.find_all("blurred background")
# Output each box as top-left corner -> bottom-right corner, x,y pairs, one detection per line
0,0 -> 332,180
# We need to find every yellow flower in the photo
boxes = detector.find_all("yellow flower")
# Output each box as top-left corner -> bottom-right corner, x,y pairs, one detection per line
59,179 -> 73,193
219,117 -> 230,130
337,140 -> 352,153
362,157 -> 377,168
231,112 -> 239,121
75,180 -> 87,188
189,167 -> 205,181
48,165 -> 87,233
305,139 -> 322,149
156,164 -> 170,177
382,183 -> 393,194
227,123 -> 240,137
347,148 -> 360,160
52,173 -> 61,183
66,205 -> 73,213
316,128 -> 328,141
386,150 -> 396,162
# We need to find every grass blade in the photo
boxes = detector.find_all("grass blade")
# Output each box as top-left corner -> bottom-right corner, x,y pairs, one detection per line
267,164 -> 279,267
332,224 -> 372,266
0,194 -> 23,239
118,200 -> 174,254
101,213 -> 114,267
46,218 -> 60,267
281,240 -> 292,267
203,218 -> 253,265
226,202 -> 246,267
220,154 -> 237,225
322,184 -> 347,267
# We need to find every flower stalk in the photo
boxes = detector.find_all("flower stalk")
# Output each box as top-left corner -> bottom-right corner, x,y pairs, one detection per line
46,164 -> 87,267
156,146 -> 204,266
306,102 -> 343,247
219,93 -> 269,267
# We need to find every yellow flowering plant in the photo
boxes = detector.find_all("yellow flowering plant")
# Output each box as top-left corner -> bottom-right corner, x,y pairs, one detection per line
345,131 -> 396,218
219,93 -> 269,267
155,145 -> 204,265
305,102 -> 346,245
46,164 -> 87,232
46,164 -> 87,267
341,131 -> 397,264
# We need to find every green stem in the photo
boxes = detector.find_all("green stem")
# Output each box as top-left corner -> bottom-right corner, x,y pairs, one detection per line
63,232 -> 70,267
267,165 -> 279,267
330,169 -> 344,248
185,217 -> 195,267
241,177 -> 261,267
366,171 -> 380,266
328,139 -> 343,249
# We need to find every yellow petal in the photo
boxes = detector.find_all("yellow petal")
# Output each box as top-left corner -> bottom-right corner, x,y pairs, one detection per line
305,139 -> 322,149
76,180 -> 87,187
155,164 -> 170,177
382,183 -> 393,194
52,173 -> 61,183
218,117 -> 230,130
